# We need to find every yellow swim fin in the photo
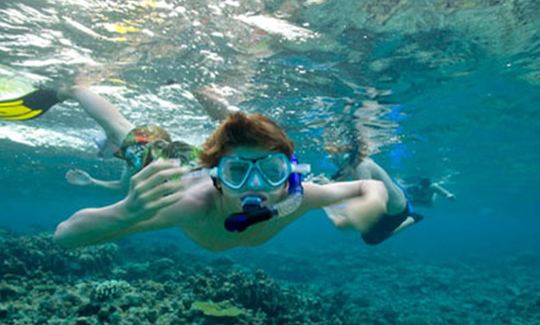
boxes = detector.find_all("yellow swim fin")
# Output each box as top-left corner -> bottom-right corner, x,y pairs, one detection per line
0,89 -> 60,121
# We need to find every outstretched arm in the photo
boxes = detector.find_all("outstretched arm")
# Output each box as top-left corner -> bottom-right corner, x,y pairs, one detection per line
65,168 -> 124,191
303,180 -> 388,233
54,160 -> 188,248
305,178 -> 421,245
432,183 -> 456,200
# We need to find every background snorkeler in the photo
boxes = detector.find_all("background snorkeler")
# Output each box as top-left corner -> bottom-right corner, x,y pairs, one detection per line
403,177 -> 456,207
323,98 -> 425,242
61,83 -> 237,191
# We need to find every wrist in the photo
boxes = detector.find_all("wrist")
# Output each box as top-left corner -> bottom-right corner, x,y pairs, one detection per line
116,198 -> 147,224
88,177 -> 99,186
115,199 -> 138,223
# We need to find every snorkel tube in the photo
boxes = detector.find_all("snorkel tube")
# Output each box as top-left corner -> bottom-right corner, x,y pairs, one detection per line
224,154 -> 309,232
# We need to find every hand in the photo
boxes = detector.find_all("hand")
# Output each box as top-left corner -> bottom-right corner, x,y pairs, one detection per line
65,169 -> 93,186
447,194 -> 456,201
122,159 -> 188,222
324,206 -> 353,229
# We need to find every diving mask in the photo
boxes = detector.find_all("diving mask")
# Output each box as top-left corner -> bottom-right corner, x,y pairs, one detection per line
123,139 -> 199,171
222,154 -> 310,232
210,153 -> 310,190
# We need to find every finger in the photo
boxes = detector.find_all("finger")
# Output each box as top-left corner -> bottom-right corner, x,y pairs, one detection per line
144,190 -> 183,211
131,159 -> 180,184
134,166 -> 188,195
138,178 -> 184,203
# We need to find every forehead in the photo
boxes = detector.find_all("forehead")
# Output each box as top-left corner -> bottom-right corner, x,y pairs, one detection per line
227,146 -> 276,159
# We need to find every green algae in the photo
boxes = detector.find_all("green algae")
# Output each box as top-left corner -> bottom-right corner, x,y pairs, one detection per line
191,300 -> 245,318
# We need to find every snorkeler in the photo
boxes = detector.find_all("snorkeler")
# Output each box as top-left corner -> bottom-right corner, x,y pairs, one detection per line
60,85 -> 236,191
0,81 -> 247,191
324,105 -> 424,244
403,178 -> 456,207
328,157 -> 424,244
52,90 -> 422,250
0,84 -> 138,190
54,86 -> 132,190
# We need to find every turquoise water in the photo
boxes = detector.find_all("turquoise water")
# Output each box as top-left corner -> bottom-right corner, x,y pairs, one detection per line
1,1 -> 539,324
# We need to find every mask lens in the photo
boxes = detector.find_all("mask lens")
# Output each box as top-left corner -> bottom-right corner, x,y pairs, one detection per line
125,144 -> 147,169
258,154 -> 290,185
149,139 -> 170,160
220,158 -> 252,188
168,141 -> 194,164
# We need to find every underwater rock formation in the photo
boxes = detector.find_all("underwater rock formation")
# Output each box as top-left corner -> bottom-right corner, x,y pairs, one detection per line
0,234 -> 118,279
0,233 -> 539,324
0,234 -> 352,324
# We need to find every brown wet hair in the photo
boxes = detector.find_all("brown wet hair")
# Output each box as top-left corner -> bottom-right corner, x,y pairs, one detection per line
199,112 -> 294,168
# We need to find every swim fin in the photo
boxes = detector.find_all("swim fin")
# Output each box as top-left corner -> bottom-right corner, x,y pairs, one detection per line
0,88 -> 60,121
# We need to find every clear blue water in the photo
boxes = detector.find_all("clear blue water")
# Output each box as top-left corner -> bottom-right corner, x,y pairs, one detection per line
0,0 -> 539,323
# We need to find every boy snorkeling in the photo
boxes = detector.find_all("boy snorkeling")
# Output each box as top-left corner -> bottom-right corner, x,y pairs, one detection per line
52,87 -> 423,250
62,86 -> 231,191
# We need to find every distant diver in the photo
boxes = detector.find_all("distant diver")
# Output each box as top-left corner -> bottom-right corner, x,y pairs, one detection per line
403,178 -> 456,207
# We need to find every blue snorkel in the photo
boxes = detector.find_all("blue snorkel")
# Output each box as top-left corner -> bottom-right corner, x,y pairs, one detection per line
224,154 -> 307,232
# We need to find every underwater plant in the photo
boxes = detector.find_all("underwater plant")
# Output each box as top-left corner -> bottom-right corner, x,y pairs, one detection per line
190,300 -> 245,318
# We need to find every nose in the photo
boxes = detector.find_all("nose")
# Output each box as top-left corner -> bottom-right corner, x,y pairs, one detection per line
246,169 -> 265,189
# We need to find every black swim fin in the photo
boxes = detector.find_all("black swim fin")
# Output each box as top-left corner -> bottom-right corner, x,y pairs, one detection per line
0,89 -> 60,121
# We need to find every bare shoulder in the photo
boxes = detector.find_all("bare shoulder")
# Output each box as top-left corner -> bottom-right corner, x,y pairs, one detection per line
170,178 -> 218,220
140,178 -> 218,230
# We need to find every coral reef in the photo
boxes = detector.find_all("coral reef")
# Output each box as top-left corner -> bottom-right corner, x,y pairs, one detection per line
0,234 -> 118,279
0,234 -> 352,324
0,233 -> 539,324
91,280 -> 132,301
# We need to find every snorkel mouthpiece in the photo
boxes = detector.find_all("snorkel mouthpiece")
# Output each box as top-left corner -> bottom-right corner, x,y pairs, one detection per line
224,154 -> 307,232
224,195 -> 274,232
241,195 -> 264,211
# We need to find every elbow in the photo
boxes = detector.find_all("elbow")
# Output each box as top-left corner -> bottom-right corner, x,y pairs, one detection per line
53,221 -> 81,249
